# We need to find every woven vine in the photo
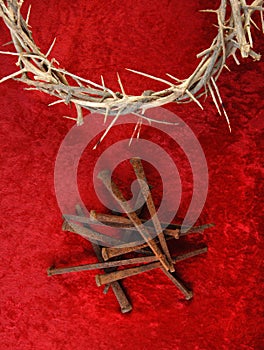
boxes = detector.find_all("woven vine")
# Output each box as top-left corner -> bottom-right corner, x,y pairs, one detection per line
0,0 -> 263,139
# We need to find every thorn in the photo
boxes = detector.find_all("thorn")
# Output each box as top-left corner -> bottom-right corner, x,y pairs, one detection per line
94,110 -> 122,149
75,104 -> 83,126
166,73 -> 182,82
137,118 -> 143,139
26,4 -> 31,25
199,9 -> 218,13
46,38 -> 56,58
0,68 -> 26,83
211,77 -> 231,132
117,72 -> 126,96
101,75 -> 105,88
92,140 -> 101,150
2,41 -> 13,47
261,9 -> 264,33
126,68 -> 174,87
185,89 -> 204,110
48,100 -> 64,107
104,108 -> 109,124
129,119 -> 140,146
0,50 -> 21,56
230,47 -> 240,65
132,111 -> 178,126
63,116 -> 78,121
250,17 -> 260,31
208,81 -> 222,116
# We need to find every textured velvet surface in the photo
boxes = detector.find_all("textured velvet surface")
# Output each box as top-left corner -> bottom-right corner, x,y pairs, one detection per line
0,1 -> 263,349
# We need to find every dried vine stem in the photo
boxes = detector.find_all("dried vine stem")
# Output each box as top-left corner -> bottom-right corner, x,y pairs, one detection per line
0,0 -> 263,132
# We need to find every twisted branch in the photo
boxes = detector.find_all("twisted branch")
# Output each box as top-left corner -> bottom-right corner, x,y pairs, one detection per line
0,0 -> 263,133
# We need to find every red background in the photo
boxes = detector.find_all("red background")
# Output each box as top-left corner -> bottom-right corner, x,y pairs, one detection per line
0,1 -> 263,349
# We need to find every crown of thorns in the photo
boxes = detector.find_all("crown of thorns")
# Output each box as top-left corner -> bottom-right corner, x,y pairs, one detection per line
0,0 -> 263,141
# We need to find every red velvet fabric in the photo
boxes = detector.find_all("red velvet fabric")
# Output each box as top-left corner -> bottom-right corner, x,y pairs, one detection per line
0,1 -> 263,349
